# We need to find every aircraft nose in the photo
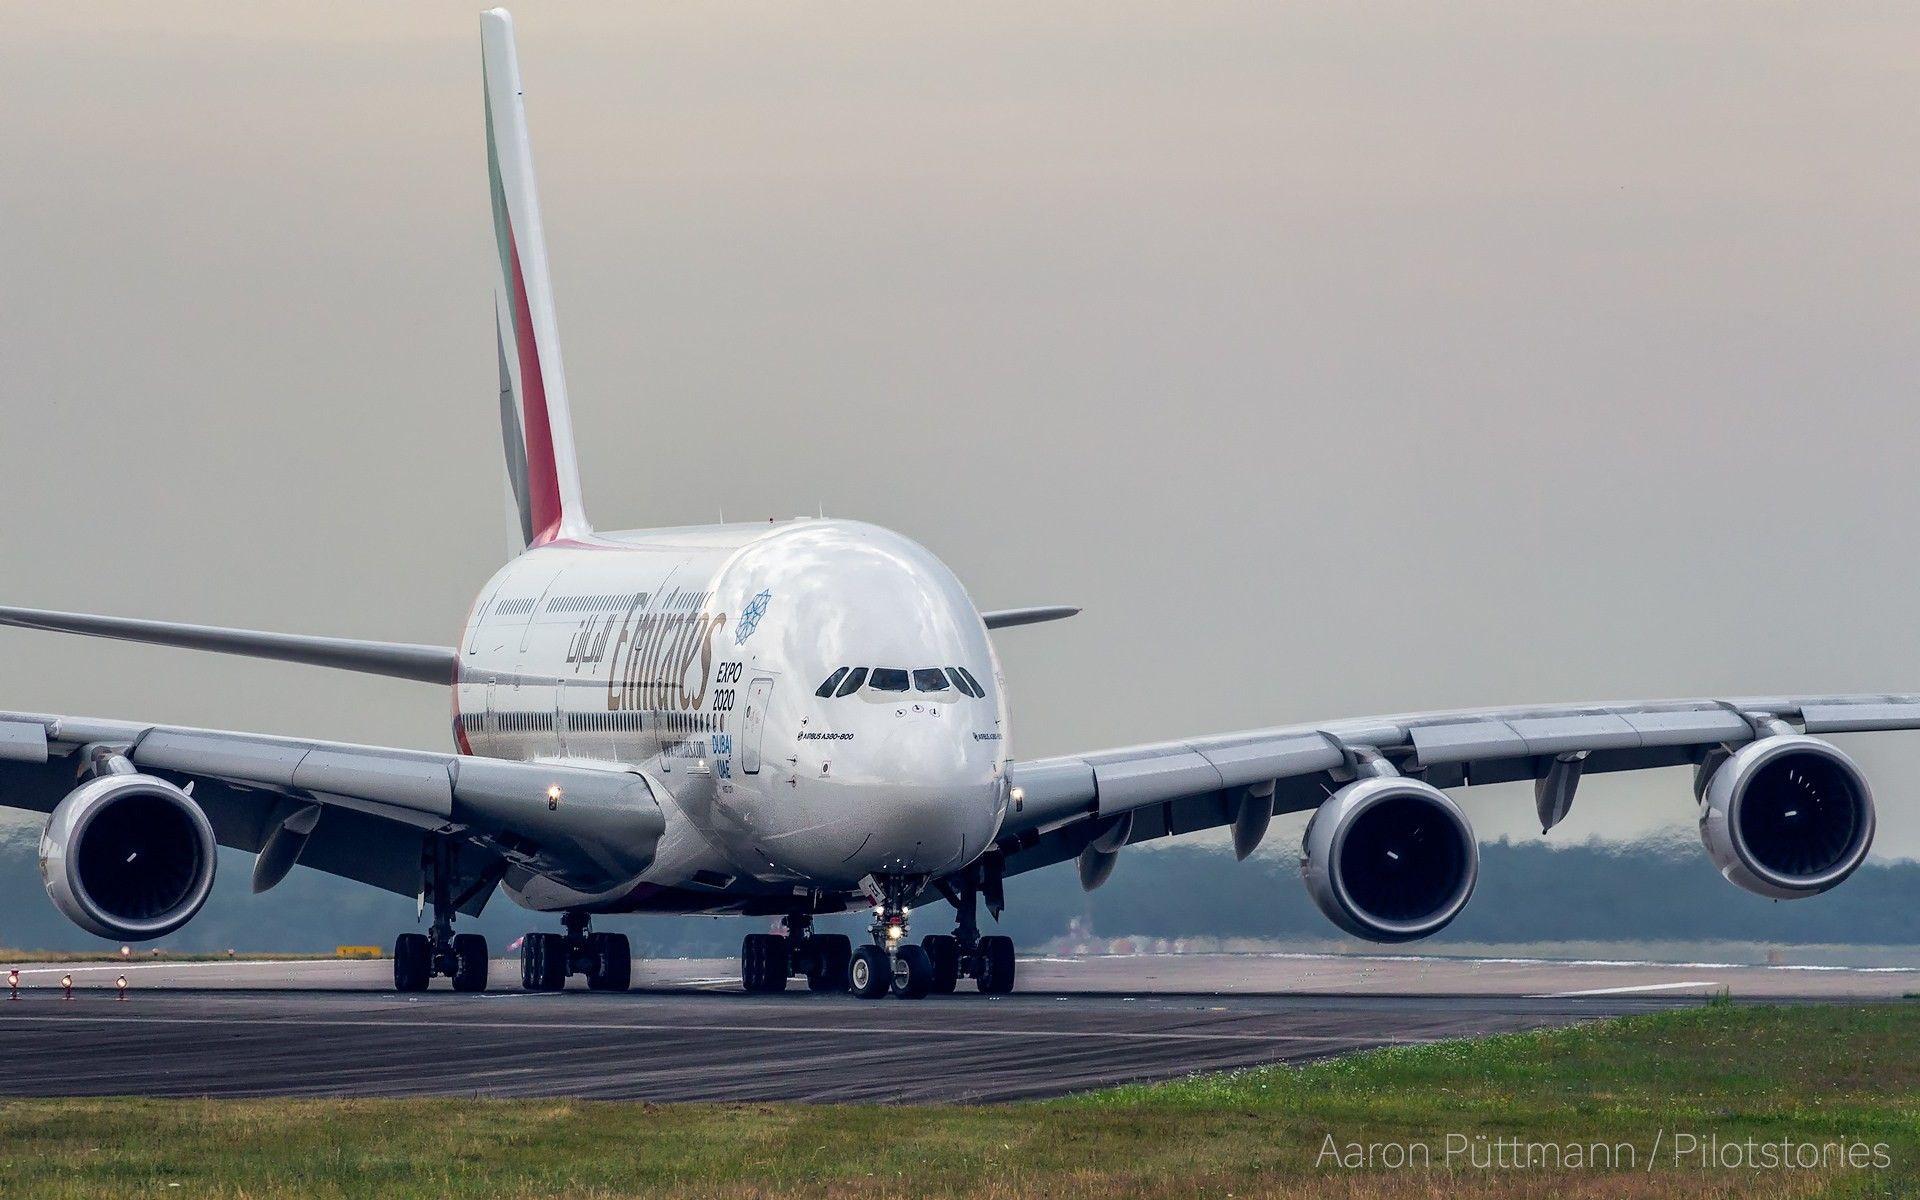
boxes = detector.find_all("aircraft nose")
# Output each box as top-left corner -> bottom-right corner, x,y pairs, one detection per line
853,716 -> 1004,876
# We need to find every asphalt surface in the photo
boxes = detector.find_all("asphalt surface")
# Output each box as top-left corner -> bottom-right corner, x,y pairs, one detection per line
0,953 -> 1909,1103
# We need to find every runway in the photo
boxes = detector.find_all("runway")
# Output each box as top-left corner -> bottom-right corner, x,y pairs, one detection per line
0,953 -> 1910,1102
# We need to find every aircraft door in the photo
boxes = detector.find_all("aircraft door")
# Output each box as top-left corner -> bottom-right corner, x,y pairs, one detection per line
740,677 -> 775,775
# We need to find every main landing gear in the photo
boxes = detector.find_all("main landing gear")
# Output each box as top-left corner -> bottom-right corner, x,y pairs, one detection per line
934,866 -> 1015,996
742,912 -> 852,994
393,839 -> 488,993
521,911 -> 632,992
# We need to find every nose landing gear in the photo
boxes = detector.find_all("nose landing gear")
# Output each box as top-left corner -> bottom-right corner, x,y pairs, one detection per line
734,867 -> 1017,1000
846,875 -> 939,1000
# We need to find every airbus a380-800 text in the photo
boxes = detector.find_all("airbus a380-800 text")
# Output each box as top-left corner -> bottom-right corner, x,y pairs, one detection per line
1,10 -> 1908,999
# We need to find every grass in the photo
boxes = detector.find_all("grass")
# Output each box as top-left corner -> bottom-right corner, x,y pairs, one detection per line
2,1004 -> 1916,1198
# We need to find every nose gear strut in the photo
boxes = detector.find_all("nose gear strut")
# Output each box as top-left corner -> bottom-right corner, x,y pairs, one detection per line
848,875 -> 935,999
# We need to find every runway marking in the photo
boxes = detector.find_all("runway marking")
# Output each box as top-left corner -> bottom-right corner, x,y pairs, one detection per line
1226,951 -> 1920,974
8,961 -> 330,977
1541,981 -> 1720,997
0,1012 -> 1446,1046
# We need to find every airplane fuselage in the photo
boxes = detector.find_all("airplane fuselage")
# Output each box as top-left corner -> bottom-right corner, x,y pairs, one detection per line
454,518 -> 1011,916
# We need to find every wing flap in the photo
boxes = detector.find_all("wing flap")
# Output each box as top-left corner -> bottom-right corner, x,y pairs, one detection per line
0,720 -> 48,763
994,692 -> 1920,873
1802,702 -> 1920,733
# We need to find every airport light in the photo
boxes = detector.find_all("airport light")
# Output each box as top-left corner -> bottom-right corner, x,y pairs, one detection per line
116,975 -> 128,1001
60,974 -> 73,1001
6,968 -> 17,1001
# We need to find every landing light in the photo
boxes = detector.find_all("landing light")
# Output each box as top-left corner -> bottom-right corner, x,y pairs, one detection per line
886,925 -> 903,942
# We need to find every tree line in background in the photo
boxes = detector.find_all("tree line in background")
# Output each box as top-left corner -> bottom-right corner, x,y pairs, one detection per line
0,825 -> 1913,956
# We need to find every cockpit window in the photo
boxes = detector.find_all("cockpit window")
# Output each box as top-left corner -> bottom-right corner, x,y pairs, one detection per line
815,667 -> 849,698
817,665 -> 985,698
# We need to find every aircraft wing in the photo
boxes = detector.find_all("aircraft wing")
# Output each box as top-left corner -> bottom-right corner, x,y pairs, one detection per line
0,710 -> 664,913
997,693 -> 1920,881
0,606 -> 457,684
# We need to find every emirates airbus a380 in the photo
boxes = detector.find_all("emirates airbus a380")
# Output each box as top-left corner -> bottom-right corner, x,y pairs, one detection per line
2,10 -> 1907,999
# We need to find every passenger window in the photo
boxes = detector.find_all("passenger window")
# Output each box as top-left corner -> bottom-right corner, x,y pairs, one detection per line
816,667 -> 849,698
957,667 -> 986,697
869,667 -> 910,692
945,667 -> 977,698
835,667 -> 869,697
913,668 -> 949,693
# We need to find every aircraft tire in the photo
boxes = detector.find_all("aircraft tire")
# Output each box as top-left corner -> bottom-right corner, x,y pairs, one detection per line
920,934 -> 959,993
741,933 -> 789,994
848,944 -> 891,999
522,932 -> 567,991
891,944 -> 933,1000
977,935 -> 1016,994
586,932 -> 631,991
806,933 -> 852,992
450,933 -> 488,993
393,933 -> 431,992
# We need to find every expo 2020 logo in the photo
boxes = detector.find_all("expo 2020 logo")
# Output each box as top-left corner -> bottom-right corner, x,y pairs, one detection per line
735,589 -> 772,645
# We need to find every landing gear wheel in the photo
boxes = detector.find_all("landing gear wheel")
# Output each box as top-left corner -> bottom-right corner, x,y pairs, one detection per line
393,932 -> 431,992
891,944 -> 933,999
450,933 -> 489,993
741,933 -> 790,994
977,935 -> 1016,994
521,932 -> 566,991
920,934 -> 959,994
848,944 -> 891,999
806,933 -> 852,993
586,932 -> 632,992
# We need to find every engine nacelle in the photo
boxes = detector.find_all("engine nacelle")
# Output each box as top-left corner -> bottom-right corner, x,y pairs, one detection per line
1302,777 -> 1478,942
39,773 -> 217,940
1698,735 -> 1874,900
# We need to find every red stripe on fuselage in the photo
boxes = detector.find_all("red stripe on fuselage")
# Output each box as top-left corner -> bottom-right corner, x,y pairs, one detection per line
507,229 -> 565,545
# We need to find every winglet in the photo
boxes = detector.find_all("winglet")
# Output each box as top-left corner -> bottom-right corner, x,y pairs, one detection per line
981,606 -> 1080,630
482,8 -> 590,548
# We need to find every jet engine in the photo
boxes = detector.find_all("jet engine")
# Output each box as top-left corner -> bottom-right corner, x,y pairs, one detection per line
1698,735 -> 1874,900
40,773 -> 218,940
1302,777 -> 1478,942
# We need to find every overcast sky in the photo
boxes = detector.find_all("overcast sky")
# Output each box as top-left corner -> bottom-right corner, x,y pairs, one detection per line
3,2 -> 1918,862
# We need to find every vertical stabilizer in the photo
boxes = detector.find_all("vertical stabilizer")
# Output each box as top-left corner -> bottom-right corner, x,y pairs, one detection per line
482,8 -> 590,547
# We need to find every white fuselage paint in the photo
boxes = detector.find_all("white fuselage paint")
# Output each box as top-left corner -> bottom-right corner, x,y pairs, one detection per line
454,518 -> 1010,916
